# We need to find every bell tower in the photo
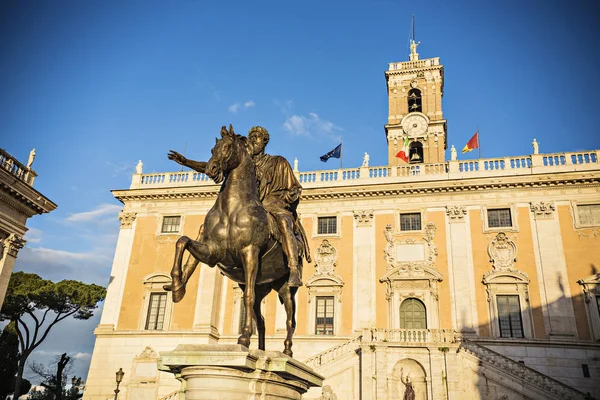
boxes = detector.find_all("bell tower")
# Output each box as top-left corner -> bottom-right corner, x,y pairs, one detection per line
385,35 -> 447,166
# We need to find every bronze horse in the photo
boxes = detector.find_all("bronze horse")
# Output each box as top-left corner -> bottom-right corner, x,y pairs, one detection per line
166,125 -> 303,357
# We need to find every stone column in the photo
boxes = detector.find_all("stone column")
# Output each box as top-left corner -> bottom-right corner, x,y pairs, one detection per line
192,264 -> 223,342
159,344 -> 323,400
353,210 -> 376,332
529,202 -> 577,338
445,206 -> 478,334
98,212 -> 137,330
0,233 -> 26,310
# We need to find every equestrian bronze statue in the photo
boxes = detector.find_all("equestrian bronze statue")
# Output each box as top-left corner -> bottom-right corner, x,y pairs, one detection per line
165,125 -> 310,357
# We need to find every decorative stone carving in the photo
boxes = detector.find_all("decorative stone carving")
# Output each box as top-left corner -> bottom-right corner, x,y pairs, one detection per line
136,346 -> 159,360
530,201 -> 555,219
488,232 -> 517,270
446,205 -> 467,222
384,224 -> 395,267
307,240 -> 344,303
384,222 -> 438,270
118,211 -> 136,228
4,233 -> 25,258
353,210 -> 374,227
314,240 -> 337,276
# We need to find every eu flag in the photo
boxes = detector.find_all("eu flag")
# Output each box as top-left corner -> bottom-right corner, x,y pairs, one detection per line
320,144 -> 342,162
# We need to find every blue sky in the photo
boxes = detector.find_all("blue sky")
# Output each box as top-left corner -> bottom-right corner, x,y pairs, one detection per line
1,0 -> 599,384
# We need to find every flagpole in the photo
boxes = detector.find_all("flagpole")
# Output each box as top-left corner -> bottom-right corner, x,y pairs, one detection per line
340,141 -> 343,170
477,126 -> 481,159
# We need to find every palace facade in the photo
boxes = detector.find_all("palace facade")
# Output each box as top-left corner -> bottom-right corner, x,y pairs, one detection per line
84,42 -> 600,400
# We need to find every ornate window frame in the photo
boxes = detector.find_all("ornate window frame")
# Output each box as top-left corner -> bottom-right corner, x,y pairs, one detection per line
306,239 -> 344,335
312,213 -> 342,238
138,273 -> 174,331
395,208 -> 427,235
481,204 -> 519,233
570,201 -> 600,229
483,270 -> 533,339
577,274 -> 600,341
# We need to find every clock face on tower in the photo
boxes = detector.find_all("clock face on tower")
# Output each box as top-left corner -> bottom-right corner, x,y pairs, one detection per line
402,113 -> 428,137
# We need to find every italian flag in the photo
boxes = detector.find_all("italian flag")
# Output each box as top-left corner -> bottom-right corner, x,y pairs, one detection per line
396,137 -> 409,162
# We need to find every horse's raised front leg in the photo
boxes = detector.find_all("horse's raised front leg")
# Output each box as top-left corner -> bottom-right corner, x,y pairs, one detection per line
278,282 -> 297,357
165,236 -> 212,303
238,246 -> 259,349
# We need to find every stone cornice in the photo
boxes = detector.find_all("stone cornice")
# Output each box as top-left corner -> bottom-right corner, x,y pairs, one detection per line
0,169 -> 57,215
112,171 -> 600,205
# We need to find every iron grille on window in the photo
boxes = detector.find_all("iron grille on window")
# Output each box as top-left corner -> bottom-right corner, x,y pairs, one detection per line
578,204 -> 600,226
497,295 -> 524,338
487,208 -> 512,228
145,293 -> 167,330
161,216 -> 181,233
400,213 -> 422,231
315,296 -> 334,335
317,216 -> 337,235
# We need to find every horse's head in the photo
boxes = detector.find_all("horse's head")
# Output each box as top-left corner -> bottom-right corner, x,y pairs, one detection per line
205,125 -> 246,184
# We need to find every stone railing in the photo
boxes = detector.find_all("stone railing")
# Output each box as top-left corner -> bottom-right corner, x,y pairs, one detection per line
388,57 -> 441,71
0,148 -> 36,185
367,328 -> 456,344
158,391 -> 179,400
304,336 -> 363,370
459,338 -> 586,400
129,150 -> 600,190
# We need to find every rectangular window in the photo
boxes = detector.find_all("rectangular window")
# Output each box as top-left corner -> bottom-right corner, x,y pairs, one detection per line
497,295 -> 524,338
161,216 -> 181,233
315,296 -> 334,335
317,216 -> 337,235
400,213 -> 422,231
578,204 -> 600,226
487,208 -> 512,228
582,364 -> 590,378
145,293 -> 167,330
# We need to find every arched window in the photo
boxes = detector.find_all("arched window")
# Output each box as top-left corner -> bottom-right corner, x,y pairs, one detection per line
407,89 -> 422,113
400,298 -> 427,329
409,142 -> 424,164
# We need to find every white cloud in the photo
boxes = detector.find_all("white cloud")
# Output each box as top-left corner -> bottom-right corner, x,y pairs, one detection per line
65,204 -> 122,223
73,352 -> 92,360
229,100 -> 255,113
283,113 -> 342,141
24,227 -> 43,243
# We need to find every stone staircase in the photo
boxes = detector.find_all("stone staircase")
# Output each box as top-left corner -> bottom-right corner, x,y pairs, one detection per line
304,335 -> 363,370
158,390 -> 179,400
459,338 -> 588,400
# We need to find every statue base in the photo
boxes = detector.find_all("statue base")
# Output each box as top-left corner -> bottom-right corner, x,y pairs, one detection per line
158,344 -> 323,400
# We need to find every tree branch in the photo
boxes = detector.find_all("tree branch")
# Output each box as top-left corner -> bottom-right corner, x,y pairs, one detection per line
32,308 -> 79,350
14,319 -> 26,353
16,317 -> 31,351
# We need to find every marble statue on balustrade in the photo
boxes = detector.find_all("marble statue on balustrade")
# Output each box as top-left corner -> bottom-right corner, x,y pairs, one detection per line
136,160 -> 143,174
532,138 -> 539,154
450,145 -> 457,161
27,149 -> 36,169
362,152 -> 370,167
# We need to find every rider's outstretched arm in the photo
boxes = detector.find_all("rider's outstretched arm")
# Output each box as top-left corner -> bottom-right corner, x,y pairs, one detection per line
185,160 -> 207,173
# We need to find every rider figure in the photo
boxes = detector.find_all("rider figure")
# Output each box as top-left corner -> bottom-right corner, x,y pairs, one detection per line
167,126 -> 304,287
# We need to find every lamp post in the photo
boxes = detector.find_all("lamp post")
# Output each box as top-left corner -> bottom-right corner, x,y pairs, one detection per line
114,368 -> 124,400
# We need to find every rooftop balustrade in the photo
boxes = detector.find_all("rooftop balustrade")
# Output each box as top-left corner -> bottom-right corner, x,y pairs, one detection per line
0,148 -> 37,186
129,149 -> 599,190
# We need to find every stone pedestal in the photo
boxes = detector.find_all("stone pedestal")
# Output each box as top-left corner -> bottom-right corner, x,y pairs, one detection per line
159,344 -> 323,400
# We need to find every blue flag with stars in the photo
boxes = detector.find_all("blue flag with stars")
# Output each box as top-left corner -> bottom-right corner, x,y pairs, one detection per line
320,144 -> 342,162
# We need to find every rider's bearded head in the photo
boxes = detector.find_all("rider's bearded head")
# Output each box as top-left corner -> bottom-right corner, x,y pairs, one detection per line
248,126 -> 270,155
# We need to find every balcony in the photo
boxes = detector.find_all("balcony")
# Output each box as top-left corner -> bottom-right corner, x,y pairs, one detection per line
0,148 -> 37,186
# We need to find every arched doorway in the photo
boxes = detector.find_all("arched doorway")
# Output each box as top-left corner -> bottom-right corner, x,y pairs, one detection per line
400,298 -> 427,329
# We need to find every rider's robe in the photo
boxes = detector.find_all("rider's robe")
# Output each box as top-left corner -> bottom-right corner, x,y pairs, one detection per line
253,153 -> 302,215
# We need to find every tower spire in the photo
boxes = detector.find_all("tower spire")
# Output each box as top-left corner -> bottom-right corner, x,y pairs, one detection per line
409,14 -> 420,61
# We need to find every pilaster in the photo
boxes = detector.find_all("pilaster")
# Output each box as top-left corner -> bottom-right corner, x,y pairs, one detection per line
192,264 -> 223,341
352,210 -> 376,331
529,202 -> 577,338
98,212 -> 136,330
0,233 -> 26,310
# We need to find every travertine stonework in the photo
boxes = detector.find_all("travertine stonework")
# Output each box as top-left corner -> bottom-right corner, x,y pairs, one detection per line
84,44 -> 600,400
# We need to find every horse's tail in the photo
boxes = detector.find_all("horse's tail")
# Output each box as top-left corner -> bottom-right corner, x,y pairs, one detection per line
295,216 -> 311,263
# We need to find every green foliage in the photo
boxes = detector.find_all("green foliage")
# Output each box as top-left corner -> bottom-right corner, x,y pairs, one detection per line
0,272 -> 106,399
0,322 -> 20,398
